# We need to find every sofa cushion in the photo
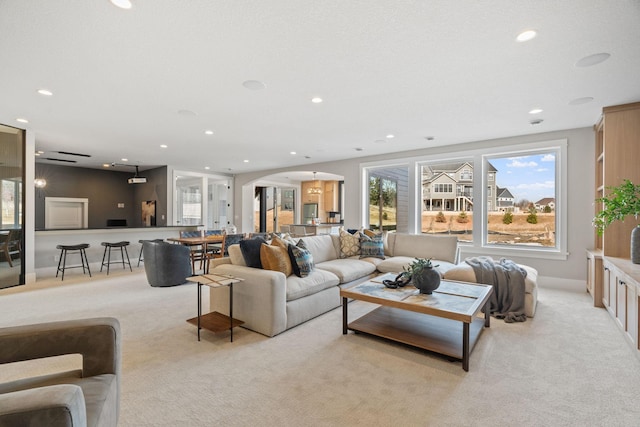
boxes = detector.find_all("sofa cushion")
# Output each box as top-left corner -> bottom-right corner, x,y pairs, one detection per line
339,229 -> 360,258
359,233 -> 385,259
376,256 -> 456,277
315,258 -> 377,284
240,237 -> 267,268
299,235 -> 338,264
260,243 -> 293,276
391,234 -> 458,263
443,261 -> 538,294
288,240 -> 314,278
228,244 -> 247,266
286,269 -> 340,301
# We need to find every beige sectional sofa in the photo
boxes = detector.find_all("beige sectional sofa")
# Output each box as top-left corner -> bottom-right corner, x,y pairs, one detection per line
208,233 -> 460,337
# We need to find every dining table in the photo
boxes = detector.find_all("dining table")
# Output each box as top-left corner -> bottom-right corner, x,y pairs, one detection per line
167,235 -> 225,274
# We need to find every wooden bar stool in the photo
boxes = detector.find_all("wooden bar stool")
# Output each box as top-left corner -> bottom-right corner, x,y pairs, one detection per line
56,243 -> 91,281
100,241 -> 132,274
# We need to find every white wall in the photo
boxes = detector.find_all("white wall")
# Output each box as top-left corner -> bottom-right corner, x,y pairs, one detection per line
232,127 -> 595,281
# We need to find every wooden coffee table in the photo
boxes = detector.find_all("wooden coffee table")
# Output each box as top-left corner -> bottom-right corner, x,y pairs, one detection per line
341,273 -> 493,371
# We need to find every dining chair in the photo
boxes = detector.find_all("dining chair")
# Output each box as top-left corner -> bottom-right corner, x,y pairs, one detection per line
221,233 -> 245,256
179,230 -> 206,273
0,229 -> 22,267
279,225 -> 291,234
290,225 -> 313,237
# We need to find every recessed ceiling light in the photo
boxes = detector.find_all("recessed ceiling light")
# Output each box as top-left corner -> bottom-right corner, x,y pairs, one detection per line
204,130 -> 214,135
568,96 -> 594,105
529,108 -> 543,114
160,144 -> 167,148
311,97 -> 323,103
243,159 -> 249,163
110,0 -> 132,9
37,150 -> 44,154
121,158 -> 128,162
37,89 -> 53,96
575,53 -> 610,67
242,80 -> 266,90
35,152 -> 41,156
386,134 -> 395,139
16,118 -> 28,124
290,151 -> 296,155
516,30 -> 537,42
204,166 -> 210,170
103,164 -> 111,168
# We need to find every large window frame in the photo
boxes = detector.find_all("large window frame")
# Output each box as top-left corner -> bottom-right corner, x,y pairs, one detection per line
360,139 -> 568,260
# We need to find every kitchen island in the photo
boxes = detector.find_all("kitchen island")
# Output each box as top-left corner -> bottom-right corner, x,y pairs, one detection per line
35,226 -> 199,277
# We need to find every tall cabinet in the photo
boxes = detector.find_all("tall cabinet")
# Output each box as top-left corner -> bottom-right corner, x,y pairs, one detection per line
590,101 -> 640,356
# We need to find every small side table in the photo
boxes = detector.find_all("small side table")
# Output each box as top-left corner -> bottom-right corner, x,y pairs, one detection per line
186,273 -> 244,342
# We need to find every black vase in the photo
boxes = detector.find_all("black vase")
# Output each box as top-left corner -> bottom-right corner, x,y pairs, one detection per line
413,267 -> 441,294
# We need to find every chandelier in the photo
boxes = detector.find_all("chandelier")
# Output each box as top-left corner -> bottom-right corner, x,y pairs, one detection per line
308,172 -> 322,194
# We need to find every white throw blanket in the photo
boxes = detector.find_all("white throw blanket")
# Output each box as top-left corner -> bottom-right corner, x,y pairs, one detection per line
465,256 -> 527,323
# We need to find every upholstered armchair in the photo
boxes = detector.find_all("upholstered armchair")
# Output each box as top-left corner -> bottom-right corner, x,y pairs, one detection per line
142,240 -> 192,287
0,317 -> 121,427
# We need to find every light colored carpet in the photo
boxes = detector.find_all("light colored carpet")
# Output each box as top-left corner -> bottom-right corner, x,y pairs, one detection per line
1,270 -> 639,427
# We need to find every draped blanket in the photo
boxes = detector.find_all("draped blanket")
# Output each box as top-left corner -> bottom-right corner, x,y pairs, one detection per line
465,256 -> 527,323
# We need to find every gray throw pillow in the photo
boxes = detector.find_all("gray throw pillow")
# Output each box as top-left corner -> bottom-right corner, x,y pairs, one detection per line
239,237 -> 266,268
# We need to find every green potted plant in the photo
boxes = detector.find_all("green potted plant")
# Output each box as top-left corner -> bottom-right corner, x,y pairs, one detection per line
593,179 -> 640,264
403,258 -> 441,294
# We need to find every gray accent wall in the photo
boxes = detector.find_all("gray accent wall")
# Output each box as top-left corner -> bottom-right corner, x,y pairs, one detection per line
34,164 -> 168,229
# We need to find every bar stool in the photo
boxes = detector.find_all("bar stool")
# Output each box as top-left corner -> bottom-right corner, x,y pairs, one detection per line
56,243 -> 91,281
137,238 -> 164,267
100,241 -> 132,274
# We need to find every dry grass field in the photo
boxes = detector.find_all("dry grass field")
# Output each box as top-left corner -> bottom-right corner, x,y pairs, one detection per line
421,211 -> 555,246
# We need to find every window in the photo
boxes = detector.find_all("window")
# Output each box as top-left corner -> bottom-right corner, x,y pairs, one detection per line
485,150 -> 558,249
369,174 -> 398,232
173,171 -> 232,228
364,165 -> 409,232
433,183 -> 453,193
420,159 -> 474,242
362,139 -> 566,258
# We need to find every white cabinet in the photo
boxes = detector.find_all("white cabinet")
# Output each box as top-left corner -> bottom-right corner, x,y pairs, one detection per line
602,257 -> 640,352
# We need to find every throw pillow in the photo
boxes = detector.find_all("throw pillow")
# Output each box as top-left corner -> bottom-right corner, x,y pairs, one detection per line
339,229 -> 361,258
288,239 -> 314,278
260,243 -> 293,276
271,235 -> 293,250
359,233 -> 385,259
239,237 -> 267,268
363,229 -> 389,255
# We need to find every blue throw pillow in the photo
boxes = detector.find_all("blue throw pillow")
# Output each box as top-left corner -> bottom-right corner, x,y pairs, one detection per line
287,239 -> 314,277
359,233 -> 385,259
239,237 -> 266,268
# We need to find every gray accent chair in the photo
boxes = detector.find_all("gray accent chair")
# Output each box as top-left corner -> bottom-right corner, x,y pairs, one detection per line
142,240 -> 192,287
0,317 -> 121,427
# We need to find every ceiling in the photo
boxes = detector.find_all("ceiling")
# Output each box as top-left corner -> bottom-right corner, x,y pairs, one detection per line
1,1 -> 639,175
